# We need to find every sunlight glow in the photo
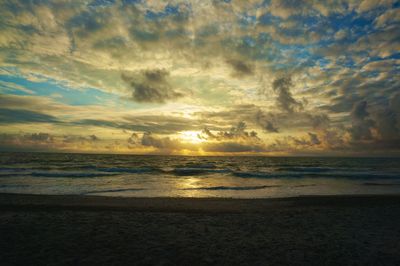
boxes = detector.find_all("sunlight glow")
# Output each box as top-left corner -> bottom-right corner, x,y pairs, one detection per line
179,131 -> 205,144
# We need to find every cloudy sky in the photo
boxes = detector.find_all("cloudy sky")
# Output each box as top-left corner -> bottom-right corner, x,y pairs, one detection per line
0,0 -> 399,155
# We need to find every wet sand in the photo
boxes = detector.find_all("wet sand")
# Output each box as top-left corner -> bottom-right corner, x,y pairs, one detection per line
1,193 -> 400,265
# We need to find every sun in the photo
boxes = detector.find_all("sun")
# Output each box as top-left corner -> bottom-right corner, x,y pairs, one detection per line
179,131 -> 205,144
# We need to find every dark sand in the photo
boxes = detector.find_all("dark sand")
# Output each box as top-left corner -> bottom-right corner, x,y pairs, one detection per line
1,194 -> 400,265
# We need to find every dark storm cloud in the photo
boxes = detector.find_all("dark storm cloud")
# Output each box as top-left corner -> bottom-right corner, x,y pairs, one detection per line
0,108 -> 58,124
122,69 -> 184,103
226,59 -> 254,77
390,92 -> 400,113
307,114 -> 330,129
263,120 -> 279,133
308,132 -> 321,145
371,92 -> 400,141
320,129 -> 345,149
348,94 -> 400,147
326,93 -> 363,114
272,77 -> 303,113
349,101 -> 375,141
196,104 -> 331,135
255,111 -> 279,133
373,108 -> 398,140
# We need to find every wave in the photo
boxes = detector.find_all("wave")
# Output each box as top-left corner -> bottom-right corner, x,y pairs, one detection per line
31,171 -> 119,178
85,188 -> 144,194
170,167 -> 230,176
97,167 -> 159,174
275,167 -> 337,173
232,171 -> 277,178
363,182 -> 400,186
0,184 -> 29,188
0,167 -> 27,172
86,166 -> 229,176
313,171 -> 400,179
181,185 -> 280,191
3,168 -> 400,180
0,173 -> 30,178
292,184 -> 317,187
175,163 -> 217,169
232,170 -> 400,179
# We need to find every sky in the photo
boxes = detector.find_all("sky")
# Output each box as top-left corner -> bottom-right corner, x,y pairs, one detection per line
0,0 -> 399,156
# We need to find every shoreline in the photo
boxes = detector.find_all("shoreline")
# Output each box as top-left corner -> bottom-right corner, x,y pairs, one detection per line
2,192 -> 400,213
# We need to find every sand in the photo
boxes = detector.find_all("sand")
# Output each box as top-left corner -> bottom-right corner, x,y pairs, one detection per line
1,193 -> 400,265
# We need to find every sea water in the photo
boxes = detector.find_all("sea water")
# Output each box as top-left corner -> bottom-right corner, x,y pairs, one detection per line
1,152 -> 400,198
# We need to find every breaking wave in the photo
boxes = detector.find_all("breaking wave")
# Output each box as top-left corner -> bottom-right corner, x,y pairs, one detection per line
181,185 -> 280,191
31,171 -> 119,178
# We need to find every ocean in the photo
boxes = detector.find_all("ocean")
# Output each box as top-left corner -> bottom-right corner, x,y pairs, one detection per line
0,152 -> 400,198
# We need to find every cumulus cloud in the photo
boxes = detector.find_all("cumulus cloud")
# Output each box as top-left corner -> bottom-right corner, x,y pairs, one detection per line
127,133 -> 140,146
289,132 -> 321,147
122,69 -> 184,103
372,92 -> 400,141
356,0 -> 395,13
0,132 -> 54,151
0,132 -> 105,152
62,134 -> 100,143
125,131 -> 198,153
267,0 -> 306,19
272,76 -> 303,113
263,120 -> 279,133
199,121 -> 260,142
308,132 -> 321,145
375,8 -> 400,27
197,122 -> 267,153
349,101 -> 375,141
141,132 -> 178,149
26,132 -> 54,143
348,94 -> 400,146
89,134 -> 99,141
307,114 -> 330,129
255,110 -> 279,132
390,92 -> 400,111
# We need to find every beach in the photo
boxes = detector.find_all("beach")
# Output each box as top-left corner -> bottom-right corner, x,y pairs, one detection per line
1,193 -> 400,265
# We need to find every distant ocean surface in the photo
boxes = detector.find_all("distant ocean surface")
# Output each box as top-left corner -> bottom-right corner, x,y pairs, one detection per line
1,153 -> 400,198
